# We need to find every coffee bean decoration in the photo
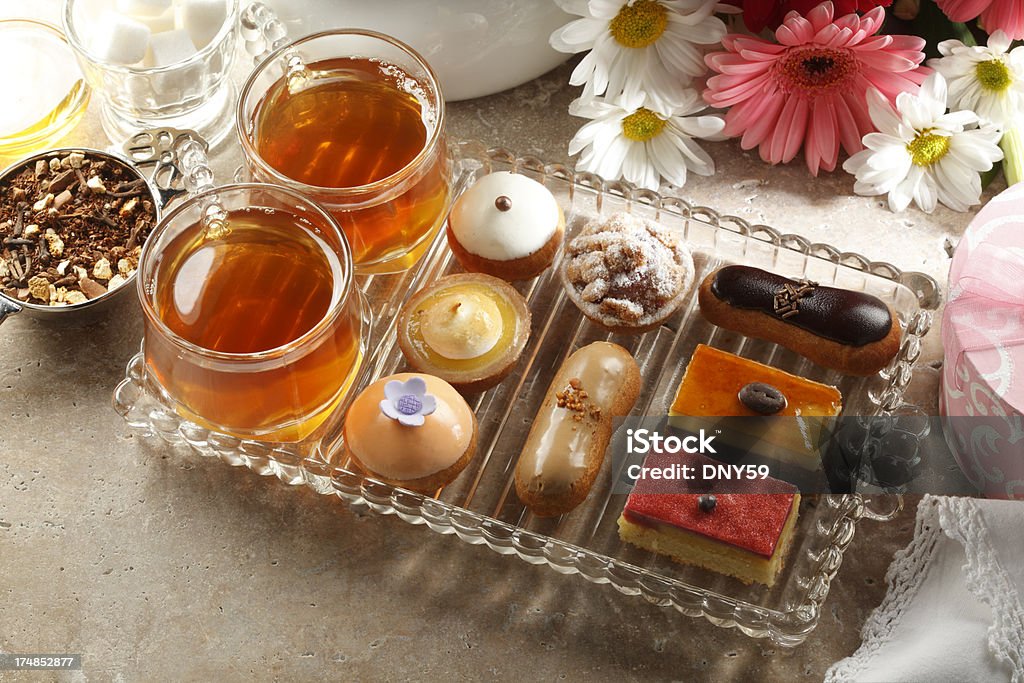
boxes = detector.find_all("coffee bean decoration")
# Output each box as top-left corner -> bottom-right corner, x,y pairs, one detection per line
697,494 -> 717,513
738,382 -> 787,415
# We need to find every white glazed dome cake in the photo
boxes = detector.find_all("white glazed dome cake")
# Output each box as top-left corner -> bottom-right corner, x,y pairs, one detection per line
447,171 -> 565,281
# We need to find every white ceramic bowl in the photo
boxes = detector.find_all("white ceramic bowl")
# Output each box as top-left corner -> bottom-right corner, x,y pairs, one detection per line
267,0 -> 571,101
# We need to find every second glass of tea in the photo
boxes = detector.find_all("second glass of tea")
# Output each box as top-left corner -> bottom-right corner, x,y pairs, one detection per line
137,184 -> 364,443
236,30 -> 451,274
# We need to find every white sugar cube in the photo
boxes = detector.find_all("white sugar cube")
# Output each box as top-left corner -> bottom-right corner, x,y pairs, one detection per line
179,0 -> 227,50
88,11 -> 151,65
138,7 -> 176,33
144,28 -> 197,67
124,73 -> 155,102
115,0 -> 172,16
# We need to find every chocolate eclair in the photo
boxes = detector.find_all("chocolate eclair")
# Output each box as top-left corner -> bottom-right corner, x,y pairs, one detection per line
697,265 -> 901,376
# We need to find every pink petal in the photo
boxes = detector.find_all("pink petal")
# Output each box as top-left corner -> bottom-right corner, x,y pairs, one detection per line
864,69 -> 928,100
833,14 -> 862,32
825,27 -> 855,48
855,49 -> 921,72
782,16 -> 815,44
806,2 -> 836,33
805,129 -> 822,176
720,97 -> 763,137
806,99 -> 839,175
769,96 -> 809,164
859,6 -> 887,34
776,24 -> 805,47
741,92 -> 786,150
814,23 -> 842,46
845,87 -> 877,133
936,0 -> 993,23
982,1 -> 1024,40
706,53 -> 774,76
832,93 -> 865,156
705,71 -> 774,107
831,14 -> 864,32
732,93 -> 786,148
886,35 -> 928,52
783,97 -> 811,162
856,35 -> 894,51
728,36 -> 787,55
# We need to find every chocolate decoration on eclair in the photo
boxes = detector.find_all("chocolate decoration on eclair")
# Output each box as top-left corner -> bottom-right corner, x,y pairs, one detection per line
709,266 -> 892,347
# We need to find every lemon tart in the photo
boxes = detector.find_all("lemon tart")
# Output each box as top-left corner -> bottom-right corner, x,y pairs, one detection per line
398,273 -> 531,392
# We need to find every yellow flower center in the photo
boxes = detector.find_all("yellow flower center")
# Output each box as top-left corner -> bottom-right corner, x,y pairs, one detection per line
907,131 -> 951,167
609,0 -> 668,49
976,59 -> 1012,93
621,108 -> 666,142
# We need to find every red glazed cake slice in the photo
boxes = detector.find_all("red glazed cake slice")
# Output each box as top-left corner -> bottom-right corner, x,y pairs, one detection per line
617,451 -> 800,586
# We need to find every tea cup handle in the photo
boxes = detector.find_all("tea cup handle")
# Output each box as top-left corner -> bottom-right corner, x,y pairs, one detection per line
122,128 -> 228,237
122,128 -> 212,207
241,2 -> 290,66
174,135 -> 216,197
173,136 -> 230,238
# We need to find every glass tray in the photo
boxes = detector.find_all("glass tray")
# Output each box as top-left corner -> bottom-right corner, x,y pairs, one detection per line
114,141 -> 938,646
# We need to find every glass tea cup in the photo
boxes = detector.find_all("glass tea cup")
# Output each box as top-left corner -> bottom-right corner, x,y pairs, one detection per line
62,0 -> 240,146
137,183 -> 364,443
236,29 -> 452,274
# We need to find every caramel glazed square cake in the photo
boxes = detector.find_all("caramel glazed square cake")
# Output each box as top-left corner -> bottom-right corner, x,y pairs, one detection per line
669,344 -> 842,469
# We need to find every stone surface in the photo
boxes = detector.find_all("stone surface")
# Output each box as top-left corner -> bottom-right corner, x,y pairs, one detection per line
0,3 -> 983,680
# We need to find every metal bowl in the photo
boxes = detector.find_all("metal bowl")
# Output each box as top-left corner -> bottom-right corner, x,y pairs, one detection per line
0,146 -> 164,324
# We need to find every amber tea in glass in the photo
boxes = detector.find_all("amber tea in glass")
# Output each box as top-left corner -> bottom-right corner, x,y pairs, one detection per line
237,30 -> 450,274
138,184 -> 363,443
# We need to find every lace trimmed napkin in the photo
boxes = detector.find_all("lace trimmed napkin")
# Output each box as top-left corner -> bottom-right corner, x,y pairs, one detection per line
825,496 -> 1024,682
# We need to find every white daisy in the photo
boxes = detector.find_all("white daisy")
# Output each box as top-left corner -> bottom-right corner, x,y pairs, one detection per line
568,89 -> 725,190
928,30 -> 1024,129
550,0 -> 730,109
843,73 -> 1003,213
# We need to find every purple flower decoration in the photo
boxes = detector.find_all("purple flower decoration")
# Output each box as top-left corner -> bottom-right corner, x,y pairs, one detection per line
380,377 -> 437,427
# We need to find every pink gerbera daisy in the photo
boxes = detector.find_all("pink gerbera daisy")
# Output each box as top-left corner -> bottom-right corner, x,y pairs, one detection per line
936,0 -> 1024,41
704,2 -> 927,175
725,0 -> 892,33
